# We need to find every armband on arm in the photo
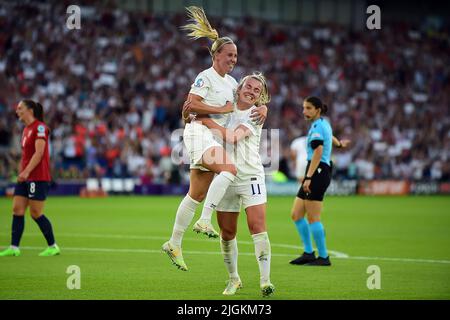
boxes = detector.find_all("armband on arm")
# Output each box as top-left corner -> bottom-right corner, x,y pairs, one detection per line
310,140 -> 323,150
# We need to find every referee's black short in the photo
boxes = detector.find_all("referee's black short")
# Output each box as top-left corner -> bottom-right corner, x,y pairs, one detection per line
14,181 -> 50,201
297,161 -> 332,201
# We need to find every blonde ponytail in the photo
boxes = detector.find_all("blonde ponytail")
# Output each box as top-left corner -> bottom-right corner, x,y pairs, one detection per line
181,6 -> 219,41
181,6 -> 235,57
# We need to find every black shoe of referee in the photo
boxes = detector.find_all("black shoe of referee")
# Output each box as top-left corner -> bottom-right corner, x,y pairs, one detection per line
306,256 -> 331,266
289,251 -> 316,265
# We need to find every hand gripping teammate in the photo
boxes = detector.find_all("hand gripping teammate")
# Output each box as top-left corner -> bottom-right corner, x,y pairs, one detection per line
198,73 -> 275,297
162,7 -> 266,271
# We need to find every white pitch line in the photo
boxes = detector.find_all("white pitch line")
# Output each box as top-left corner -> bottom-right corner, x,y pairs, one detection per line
19,246 -> 297,258
340,255 -> 450,265
18,245 -> 450,265
27,232 -> 349,258
22,232 -> 450,265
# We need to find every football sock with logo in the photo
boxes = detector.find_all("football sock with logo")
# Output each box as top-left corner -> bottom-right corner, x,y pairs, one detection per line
170,194 -> 199,247
200,171 -> 235,221
252,232 -> 271,284
220,237 -> 239,280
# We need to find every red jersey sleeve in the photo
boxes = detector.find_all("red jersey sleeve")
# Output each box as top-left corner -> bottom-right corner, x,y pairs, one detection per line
21,121 -> 52,181
35,123 -> 49,142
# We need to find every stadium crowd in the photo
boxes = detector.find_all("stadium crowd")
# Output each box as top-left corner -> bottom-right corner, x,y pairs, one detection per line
0,1 -> 449,184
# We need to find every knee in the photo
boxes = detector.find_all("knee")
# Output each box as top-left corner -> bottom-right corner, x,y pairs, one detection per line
291,210 -> 304,222
12,205 -> 26,216
307,215 -> 320,224
249,223 -> 265,235
189,191 -> 206,203
220,228 -> 236,241
223,165 -> 237,177
29,208 -> 42,219
193,193 -> 206,203
290,211 -> 297,221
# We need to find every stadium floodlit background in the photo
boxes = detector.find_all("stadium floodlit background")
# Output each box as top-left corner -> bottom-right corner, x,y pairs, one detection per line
0,0 -> 449,300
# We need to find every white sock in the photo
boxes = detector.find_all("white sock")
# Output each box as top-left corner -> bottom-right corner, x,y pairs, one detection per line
220,237 -> 239,280
252,232 -> 271,285
10,245 -> 19,250
169,194 -> 199,247
200,171 -> 235,221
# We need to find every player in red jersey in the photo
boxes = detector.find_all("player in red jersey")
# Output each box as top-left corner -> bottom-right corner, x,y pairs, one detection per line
0,100 -> 60,257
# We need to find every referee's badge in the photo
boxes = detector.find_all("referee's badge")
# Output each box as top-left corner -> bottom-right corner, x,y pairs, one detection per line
318,168 -> 322,174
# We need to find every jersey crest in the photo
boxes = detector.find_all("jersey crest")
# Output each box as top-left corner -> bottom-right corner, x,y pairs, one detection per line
194,78 -> 204,88
37,125 -> 46,137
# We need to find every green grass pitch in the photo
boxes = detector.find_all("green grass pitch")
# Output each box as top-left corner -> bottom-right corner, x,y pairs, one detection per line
0,195 -> 449,300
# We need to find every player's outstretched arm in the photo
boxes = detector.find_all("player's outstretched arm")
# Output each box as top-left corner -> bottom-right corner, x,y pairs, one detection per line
332,136 -> 351,148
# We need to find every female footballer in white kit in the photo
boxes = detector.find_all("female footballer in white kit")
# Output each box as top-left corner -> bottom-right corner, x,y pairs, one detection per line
162,7 -> 266,271
199,73 -> 275,297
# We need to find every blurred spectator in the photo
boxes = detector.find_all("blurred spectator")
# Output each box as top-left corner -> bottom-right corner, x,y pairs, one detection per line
0,2 -> 448,184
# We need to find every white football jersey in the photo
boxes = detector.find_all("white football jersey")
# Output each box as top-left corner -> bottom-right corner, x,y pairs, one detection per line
224,105 -> 264,184
189,67 -> 238,126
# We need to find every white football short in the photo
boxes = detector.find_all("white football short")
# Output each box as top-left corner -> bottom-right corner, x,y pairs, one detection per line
184,122 -> 222,171
216,179 -> 267,213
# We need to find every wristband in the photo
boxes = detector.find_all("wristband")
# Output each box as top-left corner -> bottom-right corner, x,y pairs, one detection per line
304,176 -> 312,180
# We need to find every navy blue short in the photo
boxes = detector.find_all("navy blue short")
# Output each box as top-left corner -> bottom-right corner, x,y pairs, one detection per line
14,181 -> 50,201
297,162 -> 332,201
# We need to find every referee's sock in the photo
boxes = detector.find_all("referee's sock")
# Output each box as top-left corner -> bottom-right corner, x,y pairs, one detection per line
11,214 -> 25,247
294,218 -> 313,254
310,221 -> 328,258
33,215 -> 56,246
